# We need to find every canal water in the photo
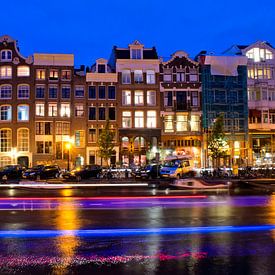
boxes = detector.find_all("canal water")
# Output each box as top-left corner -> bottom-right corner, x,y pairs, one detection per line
0,193 -> 274,274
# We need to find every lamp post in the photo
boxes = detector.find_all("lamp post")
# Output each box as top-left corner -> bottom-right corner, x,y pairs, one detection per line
65,142 -> 71,171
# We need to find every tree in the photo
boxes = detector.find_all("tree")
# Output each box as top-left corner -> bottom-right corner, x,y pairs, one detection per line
208,114 -> 228,168
98,120 -> 115,166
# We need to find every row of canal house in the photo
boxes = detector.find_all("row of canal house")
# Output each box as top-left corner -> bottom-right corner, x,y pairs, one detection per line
0,35 -> 274,168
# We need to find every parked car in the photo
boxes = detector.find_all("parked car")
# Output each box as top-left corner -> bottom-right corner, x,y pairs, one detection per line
22,165 -> 60,180
0,164 -> 25,180
62,165 -> 102,181
132,164 -> 162,179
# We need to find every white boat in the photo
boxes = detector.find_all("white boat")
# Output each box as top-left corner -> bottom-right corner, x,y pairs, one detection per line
170,178 -> 232,190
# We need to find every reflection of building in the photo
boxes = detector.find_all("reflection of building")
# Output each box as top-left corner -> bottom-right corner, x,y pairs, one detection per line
225,42 -> 275,165
199,53 -> 248,167
109,41 -> 161,166
159,51 -> 202,167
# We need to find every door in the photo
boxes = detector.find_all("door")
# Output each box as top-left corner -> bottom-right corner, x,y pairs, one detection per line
17,156 -> 29,168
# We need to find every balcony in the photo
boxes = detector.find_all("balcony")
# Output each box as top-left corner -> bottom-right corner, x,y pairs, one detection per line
249,123 -> 275,130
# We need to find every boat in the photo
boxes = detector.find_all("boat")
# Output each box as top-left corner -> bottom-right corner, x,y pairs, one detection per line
170,178 -> 232,190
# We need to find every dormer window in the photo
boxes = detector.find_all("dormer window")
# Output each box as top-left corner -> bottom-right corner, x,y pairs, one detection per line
131,49 -> 142,59
246,47 -> 273,62
1,50 -> 12,61
98,64 -> 106,73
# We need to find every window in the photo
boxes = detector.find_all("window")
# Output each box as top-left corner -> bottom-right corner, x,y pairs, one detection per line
36,103 -> 45,116
189,74 -> 198,82
17,128 -> 29,152
0,156 -> 11,167
55,122 -> 70,135
36,69 -> 45,80
75,130 -> 85,147
60,103 -> 70,117
36,141 -> 53,154
0,105 -> 11,121
109,107 -> 116,120
98,107 -> 105,120
1,50 -> 12,61
61,70 -> 71,80
147,111 -> 156,128
246,47 -> 273,62
262,87 -> 268,100
176,115 -> 188,131
122,70 -> 131,84
0,85 -> 12,99
35,122 -> 52,135
48,103 -> 57,117
134,91 -> 144,105
135,111 -> 144,128
88,107 -> 96,120
191,91 -> 199,106
0,66 -> 12,79
214,90 -> 226,103
146,70 -> 155,84
176,72 -> 185,82
122,90 -> 131,105
134,70 -> 143,83
190,115 -> 200,131
147,91 -> 156,106
122,111 -> 131,128
98,64 -> 106,73
88,86 -> 96,99
88,129 -> 96,142
49,86 -> 58,99
108,86 -> 116,99
75,86 -> 84,97
49,70 -> 58,80
17,66 -> 30,77
61,86 -> 71,99
164,116 -> 173,132
0,129 -> 11,152
17,105 -> 29,121
164,91 -> 173,106
163,74 -> 172,82
131,49 -> 142,59
75,104 -> 84,117
17,84 -> 29,99
36,85 -> 45,99
98,86 -> 106,99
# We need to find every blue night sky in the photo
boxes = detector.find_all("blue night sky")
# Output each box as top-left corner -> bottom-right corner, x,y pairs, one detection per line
2,0 -> 275,66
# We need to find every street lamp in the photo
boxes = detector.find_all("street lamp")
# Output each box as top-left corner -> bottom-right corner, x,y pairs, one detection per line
65,142 -> 71,171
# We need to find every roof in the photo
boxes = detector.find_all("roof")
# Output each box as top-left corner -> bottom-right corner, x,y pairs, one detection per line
112,46 -> 158,60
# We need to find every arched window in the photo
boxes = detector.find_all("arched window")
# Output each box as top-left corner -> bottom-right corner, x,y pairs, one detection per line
0,156 -> 12,167
17,84 -> 30,99
134,137 -> 145,148
17,128 -> 29,152
0,105 -> 12,121
121,137 -> 129,148
1,50 -> 12,61
0,85 -> 12,99
0,128 -> 12,152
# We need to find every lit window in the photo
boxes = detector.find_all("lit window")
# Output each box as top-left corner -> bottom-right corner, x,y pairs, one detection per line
147,111 -> 156,128
17,128 -> 29,152
191,91 -> 199,106
1,50 -> 12,61
75,104 -> 84,117
135,111 -> 144,128
0,105 -> 11,121
61,85 -> 71,99
0,85 -> 12,99
147,91 -> 156,106
48,103 -> 58,117
190,115 -> 200,131
122,70 -> 131,84
122,90 -> 131,105
88,129 -> 96,142
17,105 -> 29,121
246,47 -> 273,62
36,141 -> 52,154
164,91 -> 173,106
36,85 -> 45,99
121,137 -> 129,148
36,69 -> 45,80
176,115 -> 188,131
134,70 -> 143,83
75,86 -> 85,97
0,129 -> 12,152
146,70 -> 155,84
60,103 -> 70,117
122,111 -> 131,128
49,86 -> 58,99
134,91 -> 144,105
36,103 -> 45,116
17,66 -> 30,77
131,49 -> 142,59
75,130 -> 85,147
55,122 -> 70,135
164,115 -> 174,132
35,122 -> 52,135
61,70 -> 71,80
49,70 -> 58,80
0,156 -> 12,167
17,84 -> 29,99
0,66 -> 12,79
